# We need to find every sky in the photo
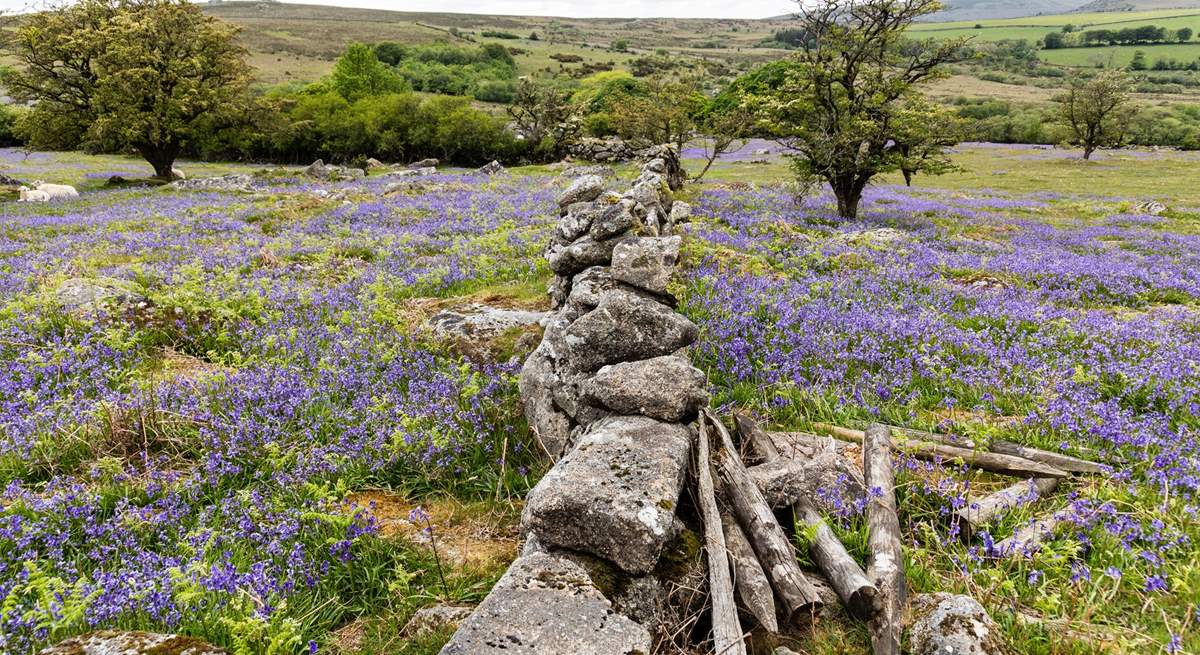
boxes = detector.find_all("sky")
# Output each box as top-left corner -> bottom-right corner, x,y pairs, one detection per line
0,0 -> 800,19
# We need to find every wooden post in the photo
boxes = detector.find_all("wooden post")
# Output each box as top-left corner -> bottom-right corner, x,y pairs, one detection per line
864,425 -> 904,655
994,513 -> 1064,557
695,414 -> 747,655
794,500 -> 879,620
721,511 -> 779,634
704,409 -> 823,623
989,440 -> 1105,475
811,423 -> 1070,479
956,477 -> 1060,535
735,412 -> 780,462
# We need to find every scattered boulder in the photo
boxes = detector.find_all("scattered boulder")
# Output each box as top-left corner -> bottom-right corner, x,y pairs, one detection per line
611,236 -> 682,295
403,604 -> 474,638
427,304 -> 548,342
557,174 -> 606,208
834,228 -> 910,247
171,174 -> 256,192
564,291 -> 698,371
580,355 -> 708,422
1135,200 -> 1168,216
39,631 -> 226,655
303,159 -> 330,178
0,173 -> 26,187
302,159 -> 365,181
522,415 -> 693,574
908,593 -> 1005,655
409,158 -> 439,169
476,160 -> 505,176
54,278 -> 150,318
365,157 -> 386,170
439,552 -> 651,655
384,167 -> 437,179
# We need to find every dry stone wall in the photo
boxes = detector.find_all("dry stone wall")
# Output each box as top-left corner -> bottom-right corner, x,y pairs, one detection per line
440,147 -> 705,654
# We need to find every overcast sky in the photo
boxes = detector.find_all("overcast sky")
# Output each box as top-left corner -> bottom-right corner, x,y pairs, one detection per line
0,0 -> 799,19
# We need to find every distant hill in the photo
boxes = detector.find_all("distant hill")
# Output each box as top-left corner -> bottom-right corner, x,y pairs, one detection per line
929,0 -> 1200,21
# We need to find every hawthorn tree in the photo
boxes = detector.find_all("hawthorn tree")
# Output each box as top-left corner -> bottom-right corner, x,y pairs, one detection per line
609,75 -> 706,153
746,0 -> 965,219
330,42 -> 404,102
1056,71 -> 1136,160
2,0 -> 253,179
506,78 -> 581,161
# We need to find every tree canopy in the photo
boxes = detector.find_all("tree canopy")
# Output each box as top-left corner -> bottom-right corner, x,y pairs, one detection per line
744,0 -> 965,218
2,0 -> 253,179
1056,71 -> 1136,160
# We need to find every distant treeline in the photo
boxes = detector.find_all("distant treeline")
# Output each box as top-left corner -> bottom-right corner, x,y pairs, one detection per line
1044,24 -> 1194,49
954,97 -> 1200,150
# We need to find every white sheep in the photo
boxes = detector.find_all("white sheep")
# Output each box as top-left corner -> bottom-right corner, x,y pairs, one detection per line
31,181 -> 79,200
172,168 -> 186,181
17,186 -> 50,202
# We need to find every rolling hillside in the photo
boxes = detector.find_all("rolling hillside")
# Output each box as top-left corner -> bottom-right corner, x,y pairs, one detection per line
932,0 -> 1200,20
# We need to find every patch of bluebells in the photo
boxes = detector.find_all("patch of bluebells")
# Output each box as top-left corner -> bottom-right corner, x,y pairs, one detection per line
683,183 -> 1200,648
0,163 -> 557,652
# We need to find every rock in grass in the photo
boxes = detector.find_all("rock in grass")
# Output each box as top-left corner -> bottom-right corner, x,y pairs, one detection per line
611,236 -> 682,295
522,415 -> 692,574
476,160 -> 505,176
404,604 -> 474,637
427,304 -> 547,343
54,278 -> 149,318
439,552 -> 651,655
564,291 -> 697,371
39,631 -> 226,655
908,593 -> 1005,655
557,174 -> 606,208
580,355 -> 708,422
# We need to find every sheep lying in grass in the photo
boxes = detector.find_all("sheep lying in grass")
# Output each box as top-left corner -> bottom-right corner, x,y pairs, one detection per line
17,186 -> 51,202
172,168 -> 186,181
30,180 -> 79,200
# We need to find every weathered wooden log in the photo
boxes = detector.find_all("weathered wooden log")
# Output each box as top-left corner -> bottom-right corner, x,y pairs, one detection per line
864,425 -> 904,655
704,409 -> 823,623
993,513 -> 1064,556
811,423 -> 1070,479
885,424 -> 1103,474
695,414 -> 747,655
794,500 -> 879,621
989,440 -> 1105,475
956,477 -> 1060,534
767,431 -> 856,458
735,412 -> 781,462
721,511 -> 779,634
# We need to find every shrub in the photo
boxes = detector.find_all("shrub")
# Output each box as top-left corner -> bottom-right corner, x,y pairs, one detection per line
0,104 -> 26,147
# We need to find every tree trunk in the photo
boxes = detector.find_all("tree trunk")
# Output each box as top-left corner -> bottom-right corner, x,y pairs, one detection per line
139,142 -> 180,180
721,511 -> 779,634
957,477 -> 1060,535
1083,144 -> 1095,160
794,500 -> 879,621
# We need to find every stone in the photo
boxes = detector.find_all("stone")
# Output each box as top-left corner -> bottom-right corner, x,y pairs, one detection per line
385,167 -> 436,178
0,173 -> 27,187
519,345 -> 575,461
748,451 -> 867,514
668,201 -> 692,225
427,304 -> 548,342
476,160 -> 505,175
404,604 -> 474,637
439,552 -> 651,655
547,236 -> 618,276
556,205 -> 601,243
834,228 -> 910,247
580,355 -> 708,422
564,291 -> 697,371
588,201 -> 638,241
908,593 -> 1005,655
558,164 -> 614,180
409,158 -> 439,169
366,157 -> 386,170
382,181 -> 426,195
611,236 -> 682,295
557,174 -> 606,208
1136,200 -> 1168,216
54,278 -> 150,317
522,416 -> 692,574
565,267 -> 675,316
303,159 -> 329,178
39,631 -> 226,655
172,174 -> 255,192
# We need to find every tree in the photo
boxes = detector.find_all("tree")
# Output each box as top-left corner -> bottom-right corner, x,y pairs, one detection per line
2,0 -> 253,179
1178,27 -> 1194,43
1130,50 -> 1148,71
613,39 -> 630,52
745,0 -> 965,219
1043,32 -> 1067,49
331,43 -> 404,102
506,78 -> 581,160
608,75 -> 705,153
1056,71 -> 1136,160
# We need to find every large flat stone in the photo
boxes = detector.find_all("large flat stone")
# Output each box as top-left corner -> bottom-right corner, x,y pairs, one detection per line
908,593 -> 1005,655
439,552 -> 651,655
611,236 -> 682,295
564,291 -> 697,371
40,631 -> 225,655
557,174 -> 606,208
580,356 -> 708,422
522,416 -> 692,574
547,237 -> 618,276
